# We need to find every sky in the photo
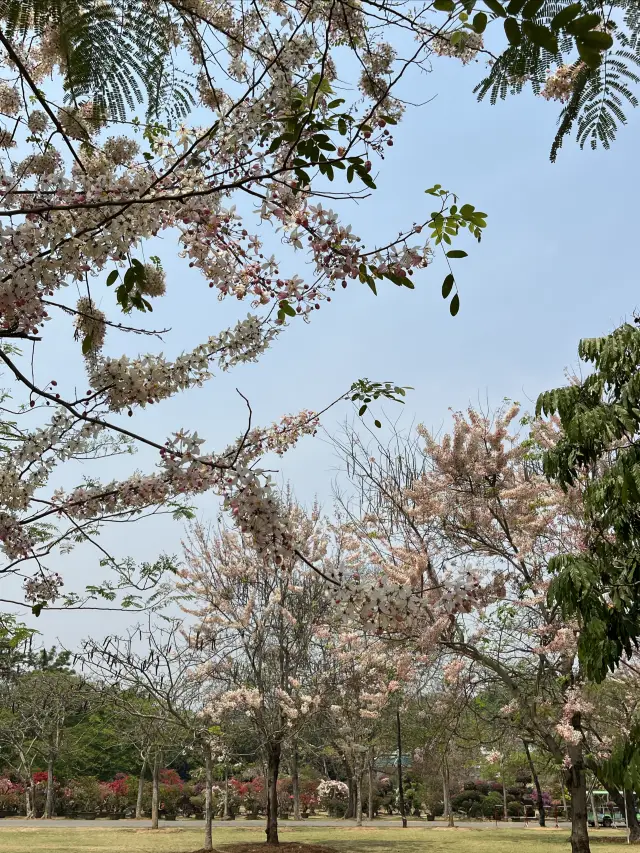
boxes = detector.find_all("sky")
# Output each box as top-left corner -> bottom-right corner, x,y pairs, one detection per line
10,50 -> 639,651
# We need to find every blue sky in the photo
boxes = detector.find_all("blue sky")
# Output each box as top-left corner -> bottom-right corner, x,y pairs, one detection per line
15,53 -> 639,649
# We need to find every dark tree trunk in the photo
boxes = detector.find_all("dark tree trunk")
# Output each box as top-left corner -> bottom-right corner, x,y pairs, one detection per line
396,707 -> 407,828
204,746 -> 213,851
44,755 -> 55,819
265,741 -> 281,844
625,790 -> 640,843
135,758 -> 146,819
151,753 -> 160,830
566,744 -> 590,853
442,759 -> 454,827
291,744 -> 301,821
223,764 -> 229,819
355,769 -> 363,827
523,741 -> 545,827
368,750 -> 375,820
344,768 -> 354,820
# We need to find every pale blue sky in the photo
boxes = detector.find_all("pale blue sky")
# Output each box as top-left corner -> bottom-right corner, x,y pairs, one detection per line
15,55 -> 639,648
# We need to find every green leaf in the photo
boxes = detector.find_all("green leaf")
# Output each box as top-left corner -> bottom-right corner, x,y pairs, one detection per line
565,13 -> 602,34
579,30 -> 613,50
505,0 -> 526,14
521,20 -> 558,52
460,203 -> 475,218
327,98 -> 346,108
82,334 -> 94,354
374,419 -> 382,429
446,249 -> 468,258
268,136 -> 282,154
279,300 -> 297,317
359,404 -> 367,416
106,270 -> 118,286
483,0 -> 507,17
434,0 -> 456,9
450,294 -> 460,316
550,3 -> 581,29
367,280 -> 378,295
473,11 -> 488,31
442,273 -> 455,298
521,0 -> 544,18
504,17 -> 522,44
576,41 -> 602,68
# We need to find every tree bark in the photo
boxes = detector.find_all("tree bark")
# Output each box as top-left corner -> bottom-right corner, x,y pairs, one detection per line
265,741 -> 281,844
151,753 -> 160,830
291,744 -> 301,821
355,769 -> 363,827
368,750 -> 375,820
25,783 -> 33,819
204,746 -> 213,851
396,707 -> 407,828
44,754 -> 55,819
223,764 -> 229,819
443,759 -> 454,827
523,740 -> 545,827
566,745 -> 590,853
561,777 -> 569,819
501,760 -> 508,822
625,790 -> 640,843
344,770 -> 354,820
135,758 -> 146,819
589,789 -> 599,829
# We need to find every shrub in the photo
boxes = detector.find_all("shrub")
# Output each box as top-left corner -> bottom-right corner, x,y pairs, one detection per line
508,800 -> 524,816
65,777 -> 102,813
0,778 -> 24,814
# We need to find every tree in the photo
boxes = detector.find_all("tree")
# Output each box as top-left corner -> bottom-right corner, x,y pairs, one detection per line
331,405 -> 597,852
181,505 -> 329,844
537,322 -> 640,682
0,0 -> 488,631
82,620 -> 214,845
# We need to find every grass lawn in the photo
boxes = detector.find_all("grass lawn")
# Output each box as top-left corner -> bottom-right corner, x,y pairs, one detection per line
0,825 -> 631,853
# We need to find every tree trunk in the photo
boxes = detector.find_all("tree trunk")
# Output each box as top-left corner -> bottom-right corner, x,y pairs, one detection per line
265,741 -> 281,845
566,745 -> 590,853
523,740 -> 545,827
625,790 -> 640,843
151,753 -> 160,830
223,764 -> 229,819
501,762 -> 508,822
561,777 -> 569,819
25,783 -> 33,819
355,770 -> 363,827
44,755 -> 55,819
368,751 -> 375,820
204,746 -> 213,851
291,744 -> 301,821
344,771 -> 354,820
396,708 -> 407,828
443,759 -> 453,827
589,789 -> 598,829
135,758 -> 146,819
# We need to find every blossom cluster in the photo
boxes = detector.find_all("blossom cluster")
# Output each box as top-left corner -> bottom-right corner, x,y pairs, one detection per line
541,63 -> 585,103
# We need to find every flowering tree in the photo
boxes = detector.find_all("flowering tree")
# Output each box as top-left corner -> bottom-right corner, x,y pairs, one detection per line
181,503 -> 329,844
320,629 -> 407,825
0,0 -> 495,626
330,405 -> 609,853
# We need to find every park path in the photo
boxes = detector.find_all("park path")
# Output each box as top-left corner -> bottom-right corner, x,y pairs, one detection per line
0,817 -> 572,830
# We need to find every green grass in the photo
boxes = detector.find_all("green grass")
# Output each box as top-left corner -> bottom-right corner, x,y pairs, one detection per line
0,825 -> 630,853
